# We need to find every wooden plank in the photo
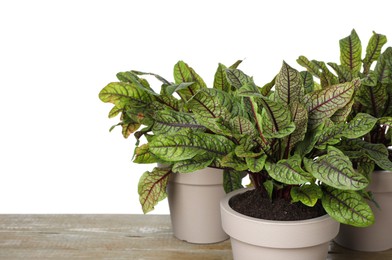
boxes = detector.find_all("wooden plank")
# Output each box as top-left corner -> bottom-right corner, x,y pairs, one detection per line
0,215 -> 390,259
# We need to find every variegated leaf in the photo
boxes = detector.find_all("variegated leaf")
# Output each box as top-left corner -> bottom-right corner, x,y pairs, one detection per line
303,148 -> 369,190
275,61 -> 303,105
246,155 -> 267,173
374,47 -> 392,84
223,169 -> 244,193
259,97 -> 295,138
356,83 -> 387,117
300,71 -> 314,94
363,31 -> 388,74
290,184 -> 323,207
138,167 -> 171,213
149,131 -> 235,162
151,110 -> 205,135
284,102 -> 308,156
173,61 -> 206,99
220,152 -> 248,171
316,113 -> 378,148
297,55 -> 322,78
311,60 -> 339,86
339,29 -> 362,74
229,116 -> 258,137
327,62 -> 352,83
99,82 -> 156,109
265,154 -> 313,184
225,68 -> 252,89
213,63 -> 230,92
133,144 -> 159,164
172,155 -> 214,173
304,82 -> 355,127
345,139 -> 392,171
322,186 -> 374,227
331,98 -> 354,123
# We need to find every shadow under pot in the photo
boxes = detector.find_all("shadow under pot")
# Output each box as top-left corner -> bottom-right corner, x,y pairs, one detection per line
167,167 -> 229,244
334,170 -> 392,252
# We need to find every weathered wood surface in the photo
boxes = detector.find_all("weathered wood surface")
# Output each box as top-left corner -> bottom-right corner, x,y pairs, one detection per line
0,215 -> 390,260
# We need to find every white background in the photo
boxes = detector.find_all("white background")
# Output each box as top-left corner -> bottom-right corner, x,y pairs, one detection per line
1,0 -> 391,214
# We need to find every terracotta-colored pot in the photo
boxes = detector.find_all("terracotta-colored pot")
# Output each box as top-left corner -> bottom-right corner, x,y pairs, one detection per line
167,167 -> 229,244
334,171 -> 392,252
221,188 -> 340,260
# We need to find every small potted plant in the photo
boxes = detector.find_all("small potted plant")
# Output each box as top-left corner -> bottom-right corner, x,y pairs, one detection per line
99,60 -> 245,244
140,60 -> 377,259
298,29 -> 392,252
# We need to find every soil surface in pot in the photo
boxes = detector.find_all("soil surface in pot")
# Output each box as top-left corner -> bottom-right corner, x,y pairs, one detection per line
229,189 -> 326,221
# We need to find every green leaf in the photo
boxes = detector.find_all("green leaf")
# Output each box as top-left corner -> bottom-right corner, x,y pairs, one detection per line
99,82 -> 156,109
165,82 -> 195,96
229,60 -> 243,69
284,102 -> 308,155
237,81 -> 263,97
220,152 -> 248,171
188,88 -> 233,120
300,71 -> 314,94
246,155 -> 267,173
263,180 -> 274,199
356,83 -> 387,117
213,63 -> 230,92
172,154 -> 214,173
297,56 -> 322,78
363,31 -> 388,74
345,139 -> 392,171
275,61 -> 303,105
294,122 -> 324,157
138,167 -> 171,213
316,113 -> 378,148
225,68 -> 252,89
311,60 -> 339,87
151,110 -> 205,135
130,70 -> 171,85
266,154 -> 313,184
327,62 -> 352,83
291,184 -> 323,207
223,169 -> 244,193
330,98 -> 354,123
229,116 -> 258,137
259,97 -> 296,138
234,136 -> 266,158
133,144 -> 158,164
303,149 -> 369,190
149,131 -> 235,162
374,47 -> 392,84
173,61 -> 206,99
322,186 -> 374,227
304,82 -> 355,127
108,106 -> 122,118
339,29 -> 362,75
260,76 -> 276,96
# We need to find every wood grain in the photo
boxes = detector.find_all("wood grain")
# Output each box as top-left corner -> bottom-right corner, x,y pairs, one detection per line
0,215 -> 390,259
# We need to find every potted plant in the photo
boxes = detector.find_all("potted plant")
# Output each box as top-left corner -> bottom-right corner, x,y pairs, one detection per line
298,29 -> 392,252
98,60 -> 245,244
138,59 -> 377,259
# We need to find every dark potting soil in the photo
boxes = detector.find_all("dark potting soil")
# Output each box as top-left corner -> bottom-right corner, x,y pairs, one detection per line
229,189 -> 326,221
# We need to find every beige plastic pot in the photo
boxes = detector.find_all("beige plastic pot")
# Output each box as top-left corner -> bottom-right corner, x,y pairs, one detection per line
167,167 -> 229,244
221,188 -> 340,260
334,171 -> 392,252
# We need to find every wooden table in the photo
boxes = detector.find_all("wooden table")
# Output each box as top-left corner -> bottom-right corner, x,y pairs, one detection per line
0,215 -> 390,259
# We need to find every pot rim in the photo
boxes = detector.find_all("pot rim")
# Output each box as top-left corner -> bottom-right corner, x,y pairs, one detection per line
220,188 -> 340,248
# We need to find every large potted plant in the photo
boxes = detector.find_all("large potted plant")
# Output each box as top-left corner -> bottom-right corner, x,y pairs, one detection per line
139,60 -> 377,259
99,60 -> 246,244
298,29 -> 392,252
